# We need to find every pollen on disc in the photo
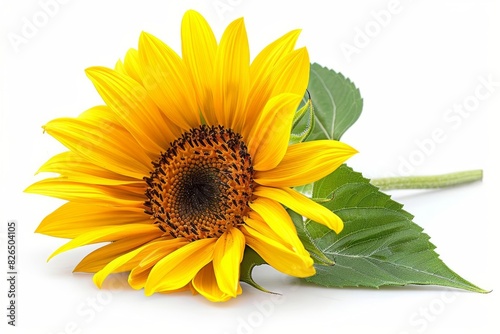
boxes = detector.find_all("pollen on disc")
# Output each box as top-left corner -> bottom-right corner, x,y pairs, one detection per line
144,125 -> 254,241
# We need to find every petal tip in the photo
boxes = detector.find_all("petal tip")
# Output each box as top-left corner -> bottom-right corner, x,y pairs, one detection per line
23,183 -> 36,194
46,251 -> 57,262
342,143 -> 359,159
227,17 -> 246,32
92,274 -> 103,288
84,66 -> 109,81
332,219 -> 344,234
139,31 -> 157,45
144,286 -> 155,296
184,9 -> 202,19
139,30 -> 150,39
84,66 -> 98,76
34,225 -> 44,234
326,211 -> 345,234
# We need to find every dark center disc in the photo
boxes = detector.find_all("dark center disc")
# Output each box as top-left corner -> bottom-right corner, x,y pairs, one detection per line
144,125 -> 254,241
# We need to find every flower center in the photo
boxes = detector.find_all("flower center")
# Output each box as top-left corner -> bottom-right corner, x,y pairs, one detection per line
144,125 -> 254,241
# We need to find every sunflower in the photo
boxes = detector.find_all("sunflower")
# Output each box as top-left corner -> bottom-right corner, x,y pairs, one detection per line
26,10 -> 356,302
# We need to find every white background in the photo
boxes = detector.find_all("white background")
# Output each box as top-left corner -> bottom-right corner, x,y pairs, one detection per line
1,0 -> 499,333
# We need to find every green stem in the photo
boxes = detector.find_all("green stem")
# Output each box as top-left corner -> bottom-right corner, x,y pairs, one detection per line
371,170 -> 483,190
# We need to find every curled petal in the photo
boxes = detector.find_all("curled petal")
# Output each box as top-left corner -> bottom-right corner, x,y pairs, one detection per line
145,238 -> 216,295
249,197 -> 305,253
254,186 -> 344,234
93,243 -> 152,288
242,223 -> 314,278
213,228 -> 245,297
74,234 -> 164,273
193,262 -> 242,302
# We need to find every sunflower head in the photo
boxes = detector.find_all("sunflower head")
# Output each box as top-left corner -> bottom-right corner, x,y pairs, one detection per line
27,10 -> 357,302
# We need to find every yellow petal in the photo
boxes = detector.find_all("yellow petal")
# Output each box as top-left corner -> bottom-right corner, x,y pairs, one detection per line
86,66 -> 179,155
92,237 -> 182,288
128,239 -> 188,290
35,202 -> 148,238
241,224 -> 315,277
25,178 -> 145,206
255,140 -> 357,187
42,106 -> 152,179
145,238 -> 216,295
213,17 -> 250,130
249,30 -> 301,86
47,224 -> 159,261
115,48 -> 142,84
244,48 -> 310,141
114,59 -> 125,74
248,93 -> 303,171
138,238 -> 188,269
93,240 -> 157,288
244,213 -> 282,242
181,10 -> 217,125
192,262 -> 241,302
138,32 -> 199,130
248,197 -> 305,253
254,186 -> 344,234
157,284 -> 194,295
129,267 -> 152,290
37,151 -> 140,185
271,47 -> 310,96
213,228 -> 245,297
243,30 -> 301,137
74,233 -> 164,273
123,48 -> 143,83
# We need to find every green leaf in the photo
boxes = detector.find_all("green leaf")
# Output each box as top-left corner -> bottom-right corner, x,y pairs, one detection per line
239,246 -> 275,294
303,63 -> 363,141
301,165 -> 486,292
